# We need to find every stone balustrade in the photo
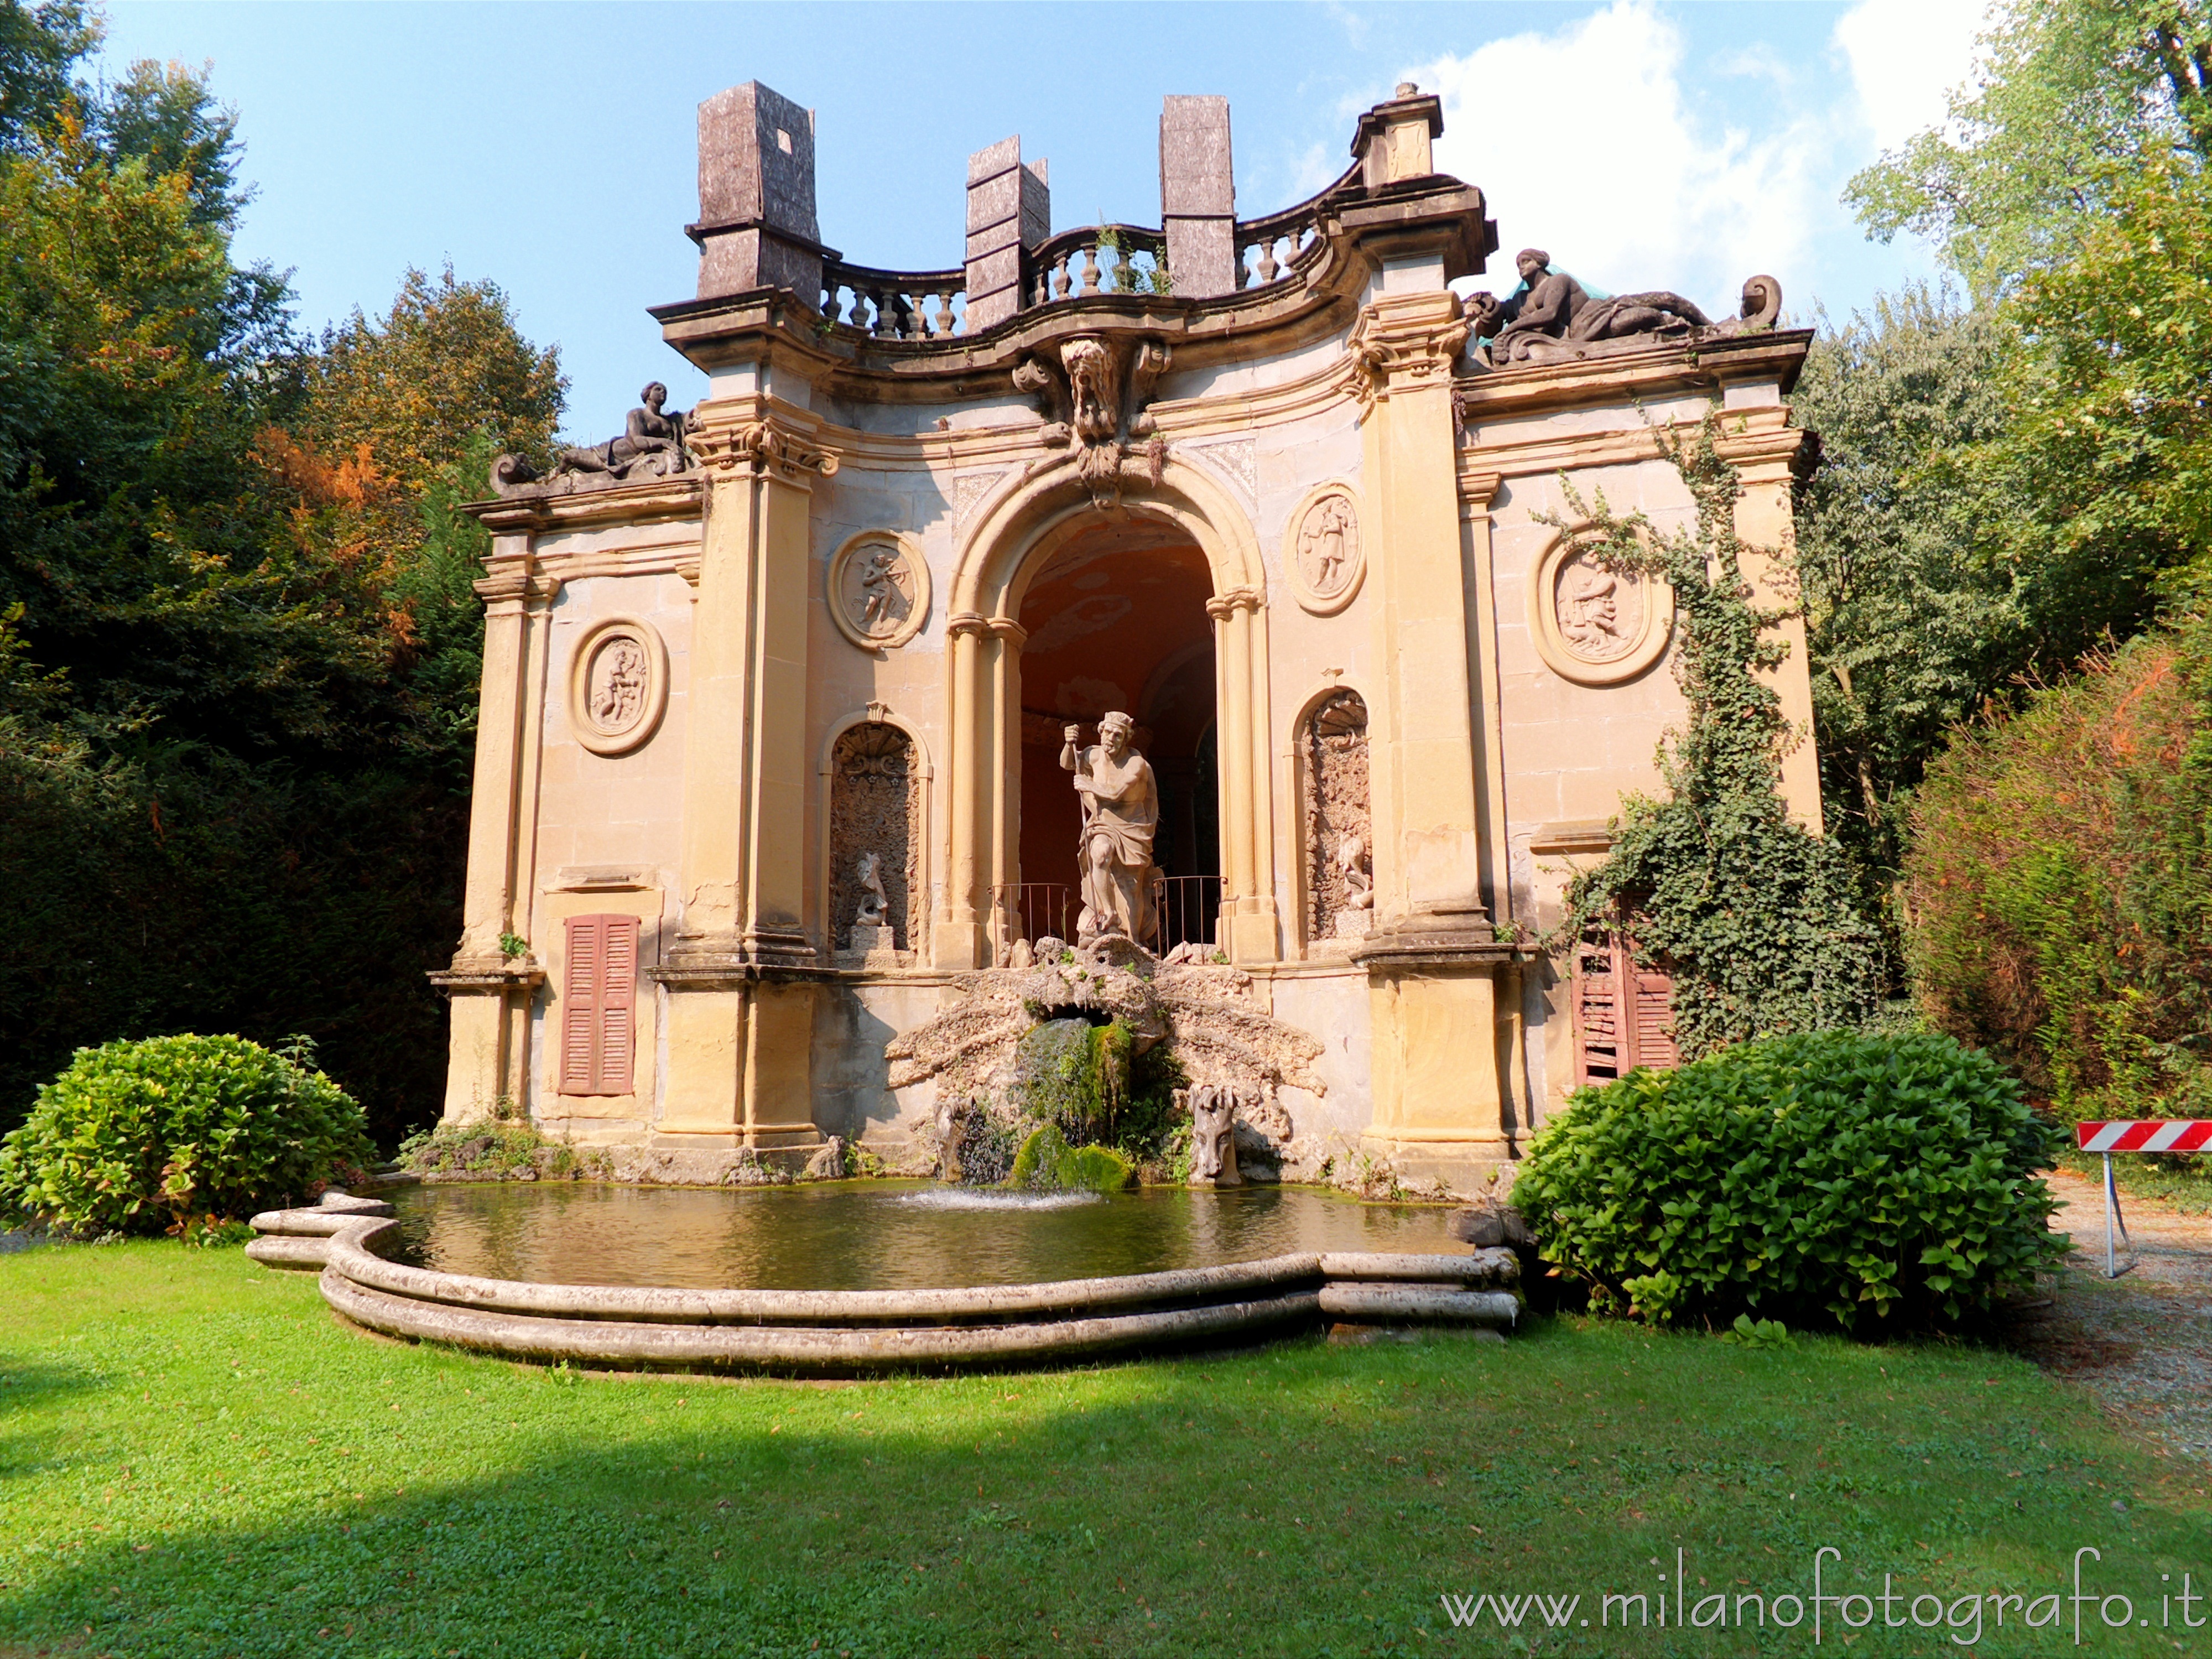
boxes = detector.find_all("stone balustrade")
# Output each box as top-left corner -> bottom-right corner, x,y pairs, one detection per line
1026,224 -> 1172,305
812,163 -> 1362,341
820,261 -> 969,339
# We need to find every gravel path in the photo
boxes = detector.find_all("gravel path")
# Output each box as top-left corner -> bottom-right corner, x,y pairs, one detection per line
2020,1168 -> 2212,1464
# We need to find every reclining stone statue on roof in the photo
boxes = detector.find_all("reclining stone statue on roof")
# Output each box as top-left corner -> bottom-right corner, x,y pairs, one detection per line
490,382 -> 696,495
1466,248 -> 1781,368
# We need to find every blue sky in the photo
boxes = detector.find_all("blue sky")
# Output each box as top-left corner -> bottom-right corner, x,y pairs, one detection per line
98,1 -> 1987,440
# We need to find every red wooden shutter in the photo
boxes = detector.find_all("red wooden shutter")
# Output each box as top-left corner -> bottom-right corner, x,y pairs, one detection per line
597,916 -> 637,1092
1571,930 -> 1623,1086
1572,923 -> 1676,1086
560,914 -> 638,1095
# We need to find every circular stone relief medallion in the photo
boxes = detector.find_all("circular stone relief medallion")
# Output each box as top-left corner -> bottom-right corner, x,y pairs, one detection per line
1528,526 -> 1674,687
1283,483 -> 1365,616
828,531 -> 931,651
567,616 -> 670,756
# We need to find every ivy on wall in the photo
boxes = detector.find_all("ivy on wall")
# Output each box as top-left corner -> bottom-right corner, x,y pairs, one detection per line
1546,411 -> 1886,1060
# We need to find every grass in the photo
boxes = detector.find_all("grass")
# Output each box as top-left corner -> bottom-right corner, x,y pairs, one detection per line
1,1243 -> 2208,1657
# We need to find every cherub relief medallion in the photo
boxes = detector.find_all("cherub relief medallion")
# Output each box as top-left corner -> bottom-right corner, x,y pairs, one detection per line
1284,483 -> 1366,616
828,531 -> 931,651
1528,527 -> 1674,687
568,616 -> 670,756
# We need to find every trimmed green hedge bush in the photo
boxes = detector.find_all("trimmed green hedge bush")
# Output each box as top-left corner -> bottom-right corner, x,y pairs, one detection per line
1512,1031 -> 2064,1328
0,1035 -> 373,1238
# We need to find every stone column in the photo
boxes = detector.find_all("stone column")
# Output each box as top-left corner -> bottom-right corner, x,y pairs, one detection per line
1206,587 -> 1278,962
965,137 -> 1050,332
935,613 -> 992,968
1160,95 -> 1236,299
434,541 -> 554,1124
691,81 -> 824,303
654,408 -> 836,1147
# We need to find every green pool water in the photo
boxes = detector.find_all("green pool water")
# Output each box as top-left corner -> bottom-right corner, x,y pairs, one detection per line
387,1180 -> 1461,1292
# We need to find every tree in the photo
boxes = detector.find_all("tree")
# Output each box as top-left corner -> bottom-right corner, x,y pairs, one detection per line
1846,0 -> 2211,302
0,7 -> 560,1145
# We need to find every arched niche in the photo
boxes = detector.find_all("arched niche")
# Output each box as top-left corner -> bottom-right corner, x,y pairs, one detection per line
931,457 -> 1278,968
818,714 -> 932,958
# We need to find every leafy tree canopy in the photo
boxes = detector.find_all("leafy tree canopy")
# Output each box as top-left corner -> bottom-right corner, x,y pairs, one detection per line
1846,0 -> 2211,301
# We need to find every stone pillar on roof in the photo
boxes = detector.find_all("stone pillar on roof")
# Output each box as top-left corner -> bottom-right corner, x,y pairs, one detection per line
964,136 -> 1049,332
691,81 -> 824,303
1159,95 -> 1237,298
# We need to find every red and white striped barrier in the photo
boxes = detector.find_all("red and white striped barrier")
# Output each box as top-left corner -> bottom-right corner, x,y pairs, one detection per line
2073,1120 -> 2212,1276
2077,1120 -> 2212,1153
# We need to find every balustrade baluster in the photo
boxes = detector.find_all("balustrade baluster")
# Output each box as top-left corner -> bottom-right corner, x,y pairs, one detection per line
1078,243 -> 1101,297
1258,237 -> 1280,285
844,288 -> 869,331
1052,253 -> 1072,301
935,290 -> 959,337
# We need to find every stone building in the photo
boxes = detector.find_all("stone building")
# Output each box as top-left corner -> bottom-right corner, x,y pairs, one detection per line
434,80 -> 1820,1187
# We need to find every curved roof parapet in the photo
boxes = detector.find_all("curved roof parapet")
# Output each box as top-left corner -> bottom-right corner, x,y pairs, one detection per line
660,81 -> 1498,376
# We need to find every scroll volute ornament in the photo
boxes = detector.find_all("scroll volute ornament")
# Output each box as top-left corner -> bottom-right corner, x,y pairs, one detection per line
568,616 -> 671,756
689,415 -> 840,482
1527,523 -> 1674,688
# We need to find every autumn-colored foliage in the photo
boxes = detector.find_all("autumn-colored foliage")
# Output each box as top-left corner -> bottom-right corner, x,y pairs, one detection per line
1907,619 -> 2212,1117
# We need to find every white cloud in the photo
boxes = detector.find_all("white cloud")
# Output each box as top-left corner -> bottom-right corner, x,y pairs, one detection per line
1414,2 -> 1820,313
1833,0 -> 1991,155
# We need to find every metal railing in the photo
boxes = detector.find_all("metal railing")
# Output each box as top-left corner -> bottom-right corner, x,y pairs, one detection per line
993,883 -> 1076,951
1157,875 -> 1222,956
991,875 -> 1221,957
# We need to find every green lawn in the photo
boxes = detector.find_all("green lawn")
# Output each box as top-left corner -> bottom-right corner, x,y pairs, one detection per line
1,1242 -> 2207,1657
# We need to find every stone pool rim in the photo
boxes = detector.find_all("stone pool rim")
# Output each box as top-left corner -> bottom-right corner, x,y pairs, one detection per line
249,1191 -> 1520,1374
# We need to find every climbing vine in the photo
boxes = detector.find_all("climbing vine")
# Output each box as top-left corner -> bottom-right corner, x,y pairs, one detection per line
1548,410 -> 1886,1059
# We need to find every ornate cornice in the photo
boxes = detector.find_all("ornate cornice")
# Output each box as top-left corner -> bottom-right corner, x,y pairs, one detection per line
689,416 -> 841,483
1343,292 -> 1471,414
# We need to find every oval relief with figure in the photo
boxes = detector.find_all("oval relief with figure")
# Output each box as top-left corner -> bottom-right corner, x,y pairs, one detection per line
828,531 -> 931,651
568,616 -> 670,756
1528,528 -> 1674,687
1283,483 -> 1365,615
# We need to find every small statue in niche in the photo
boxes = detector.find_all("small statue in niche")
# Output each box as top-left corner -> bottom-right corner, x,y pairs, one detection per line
1188,1084 -> 1243,1188
589,636 -> 648,729
553,382 -> 694,480
853,851 -> 889,929
1337,834 -> 1373,912
1060,712 -> 1160,945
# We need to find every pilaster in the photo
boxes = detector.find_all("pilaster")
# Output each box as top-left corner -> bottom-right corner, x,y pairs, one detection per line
653,402 -> 837,1145
433,543 -> 558,1124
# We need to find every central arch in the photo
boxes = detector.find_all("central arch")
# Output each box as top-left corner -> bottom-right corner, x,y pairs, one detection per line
933,456 -> 1278,968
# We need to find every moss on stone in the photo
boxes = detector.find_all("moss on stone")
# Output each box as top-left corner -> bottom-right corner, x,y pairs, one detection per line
1009,1124 -> 1135,1194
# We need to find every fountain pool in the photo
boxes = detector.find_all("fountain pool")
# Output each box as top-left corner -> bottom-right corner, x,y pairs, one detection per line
386,1179 -> 1463,1292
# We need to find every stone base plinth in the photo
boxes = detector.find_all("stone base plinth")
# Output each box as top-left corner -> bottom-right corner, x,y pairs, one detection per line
1357,1135 -> 1519,1199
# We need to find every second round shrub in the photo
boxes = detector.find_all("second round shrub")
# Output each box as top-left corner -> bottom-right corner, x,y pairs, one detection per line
1511,1029 -> 2064,1329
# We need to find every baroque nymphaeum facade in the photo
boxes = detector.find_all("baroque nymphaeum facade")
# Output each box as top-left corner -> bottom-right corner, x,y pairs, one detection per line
433,81 -> 1821,1189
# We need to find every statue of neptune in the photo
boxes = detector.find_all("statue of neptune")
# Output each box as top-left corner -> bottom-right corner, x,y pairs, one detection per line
1060,711 -> 1159,945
